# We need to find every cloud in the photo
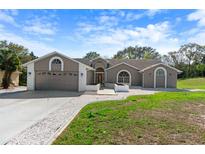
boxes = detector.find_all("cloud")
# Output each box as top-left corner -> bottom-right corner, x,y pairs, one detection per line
0,26 -> 58,56
187,10 -> 205,27
187,30 -> 205,45
125,13 -> 144,21
0,10 -> 18,26
77,23 -> 106,33
75,21 -> 180,56
10,10 -> 18,16
146,9 -> 162,17
23,16 -> 57,35
125,9 -> 163,21
0,24 -> 4,29
185,10 -> 205,45
98,15 -> 119,26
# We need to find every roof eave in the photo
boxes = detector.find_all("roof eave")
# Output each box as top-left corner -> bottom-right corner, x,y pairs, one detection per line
22,51 -> 94,70
139,63 -> 183,73
105,62 -> 140,71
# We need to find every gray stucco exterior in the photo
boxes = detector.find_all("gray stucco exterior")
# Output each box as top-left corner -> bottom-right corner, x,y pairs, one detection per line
91,58 -> 108,69
106,63 -> 142,86
34,53 -> 79,91
34,53 -> 79,72
24,52 -> 181,91
142,64 -> 178,88
86,70 -> 94,85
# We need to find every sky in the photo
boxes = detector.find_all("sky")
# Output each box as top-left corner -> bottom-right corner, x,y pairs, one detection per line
0,9 -> 205,58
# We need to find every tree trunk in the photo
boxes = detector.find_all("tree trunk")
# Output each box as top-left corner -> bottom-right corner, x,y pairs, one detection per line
188,62 -> 191,77
2,71 -> 12,89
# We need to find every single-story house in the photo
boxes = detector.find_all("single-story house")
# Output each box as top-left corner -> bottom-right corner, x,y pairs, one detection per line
23,51 -> 182,91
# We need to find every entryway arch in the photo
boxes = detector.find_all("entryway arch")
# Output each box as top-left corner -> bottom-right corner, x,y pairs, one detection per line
154,67 -> 167,88
95,67 -> 105,84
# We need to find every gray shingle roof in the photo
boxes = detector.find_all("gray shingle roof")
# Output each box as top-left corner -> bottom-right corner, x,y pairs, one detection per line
74,58 -> 161,70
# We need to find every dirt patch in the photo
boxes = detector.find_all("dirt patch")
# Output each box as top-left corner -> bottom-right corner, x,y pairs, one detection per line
135,98 -> 145,103
121,102 -> 133,107
128,103 -> 205,144
183,102 -> 205,114
188,114 -> 205,128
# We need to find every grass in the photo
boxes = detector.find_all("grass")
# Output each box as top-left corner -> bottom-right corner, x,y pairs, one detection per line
177,77 -> 205,89
53,92 -> 205,145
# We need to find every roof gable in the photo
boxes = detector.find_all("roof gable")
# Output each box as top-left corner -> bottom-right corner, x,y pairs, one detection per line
105,62 -> 140,71
75,58 -> 162,70
139,63 -> 182,73
23,51 -> 94,70
91,57 -> 109,63
107,59 -> 161,70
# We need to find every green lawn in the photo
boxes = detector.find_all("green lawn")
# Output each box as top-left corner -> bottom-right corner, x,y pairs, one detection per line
53,92 -> 205,145
177,77 -> 205,89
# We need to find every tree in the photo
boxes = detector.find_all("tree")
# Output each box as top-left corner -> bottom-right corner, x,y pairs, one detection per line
0,41 -> 34,64
179,43 -> 205,76
162,43 -> 205,78
0,40 -> 38,86
30,51 -> 38,60
0,48 -> 21,88
83,51 -> 100,60
113,46 -> 136,59
162,51 -> 184,67
113,45 -> 160,59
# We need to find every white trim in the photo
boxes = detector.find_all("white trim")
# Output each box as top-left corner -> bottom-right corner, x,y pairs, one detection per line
105,70 -> 107,82
94,71 -> 96,84
23,51 -> 94,70
106,62 -> 140,71
114,84 -> 129,92
49,56 -> 64,71
27,63 -> 35,90
154,67 -> 167,88
86,84 -> 100,91
23,51 -> 58,66
116,70 -> 131,86
78,63 -> 86,91
140,63 -> 182,73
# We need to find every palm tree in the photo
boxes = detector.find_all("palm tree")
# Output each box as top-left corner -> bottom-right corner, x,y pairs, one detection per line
0,48 -> 21,89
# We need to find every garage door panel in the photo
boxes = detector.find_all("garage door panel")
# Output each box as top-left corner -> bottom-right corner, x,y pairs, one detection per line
35,71 -> 78,91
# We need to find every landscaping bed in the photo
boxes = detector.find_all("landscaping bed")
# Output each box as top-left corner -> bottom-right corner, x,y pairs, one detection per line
53,92 -> 205,145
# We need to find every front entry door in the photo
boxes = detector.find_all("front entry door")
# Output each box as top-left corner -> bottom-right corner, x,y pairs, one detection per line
96,73 -> 104,84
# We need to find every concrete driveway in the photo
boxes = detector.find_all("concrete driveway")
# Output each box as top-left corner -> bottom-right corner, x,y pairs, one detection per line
0,87 -> 160,145
0,90 -> 82,144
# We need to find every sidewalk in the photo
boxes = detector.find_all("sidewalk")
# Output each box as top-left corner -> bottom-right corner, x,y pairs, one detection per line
0,86 -> 27,95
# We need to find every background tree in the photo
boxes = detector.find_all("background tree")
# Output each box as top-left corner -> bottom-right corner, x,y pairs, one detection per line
83,51 -> 100,60
179,43 -> 205,76
162,51 -> 184,67
0,40 -> 38,86
0,48 -> 21,88
163,43 -> 205,78
113,45 -> 160,59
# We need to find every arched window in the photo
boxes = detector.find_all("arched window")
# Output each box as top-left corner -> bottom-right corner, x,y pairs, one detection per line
52,59 -> 61,64
156,69 -> 165,77
117,70 -> 131,84
49,56 -> 64,71
154,67 -> 167,88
